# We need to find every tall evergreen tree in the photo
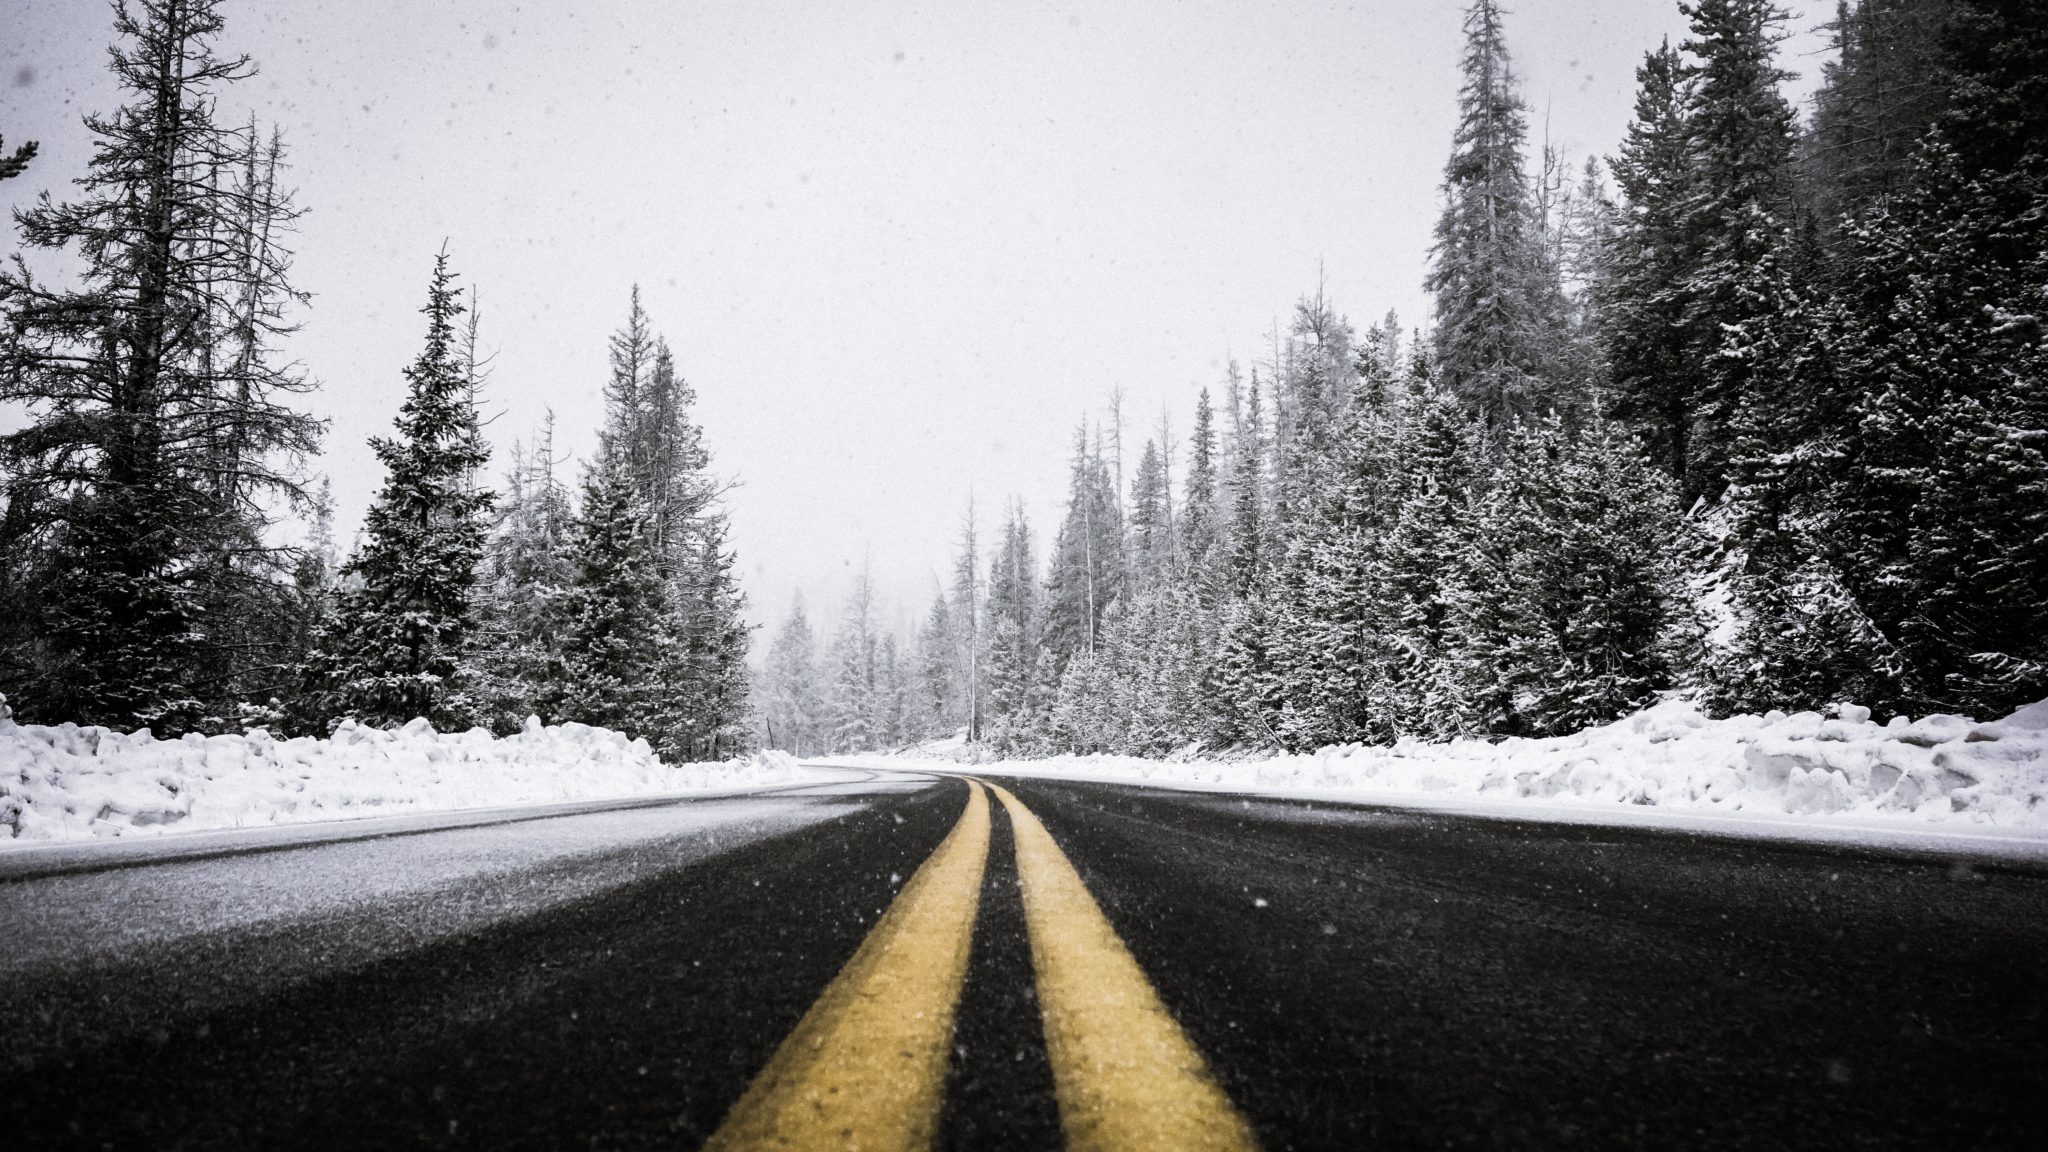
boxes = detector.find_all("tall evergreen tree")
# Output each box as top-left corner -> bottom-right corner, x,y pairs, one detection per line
827,565 -> 883,751
318,254 -> 492,729
1604,40 -> 1700,481
586,289 -> 751,754
1810,0 -> 2048,714
984,505 -> 1038,705
1,0 -> 320,730
1181,388 -> 1222,583
556,437 -> 671,737
1041,429 -> 1124,672
1128,438 -> 1172,584
1426,0 -> 1573,429
1802,0 -> 1955,235
1677,0 -> 1801,496
473,415 -> 576,730
1226,378 -> 1268,595
949,500 -> 985,741
670,518 -> 752,757
914,586 -> 961,737
760,594 -> 826,755
1457,416 -> 1697,736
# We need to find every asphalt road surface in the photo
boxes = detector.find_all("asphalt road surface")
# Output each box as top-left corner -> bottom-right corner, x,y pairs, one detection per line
4,771 -> 2045,1150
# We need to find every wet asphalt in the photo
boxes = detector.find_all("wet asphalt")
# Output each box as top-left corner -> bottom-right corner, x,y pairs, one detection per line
5,773 -> 2045,1150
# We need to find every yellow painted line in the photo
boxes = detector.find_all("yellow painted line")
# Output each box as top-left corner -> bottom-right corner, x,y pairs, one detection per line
988,783 -> 1261,1152
702,779 -> 991,1152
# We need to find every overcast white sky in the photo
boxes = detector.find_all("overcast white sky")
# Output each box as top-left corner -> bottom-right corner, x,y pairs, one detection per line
1,0 -> 1830,645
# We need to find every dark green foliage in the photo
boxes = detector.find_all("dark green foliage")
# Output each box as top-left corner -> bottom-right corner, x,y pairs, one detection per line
472,419 -> 576,732
556,439 -> 671,738
1604,40 -> 1700,482
316,254 -> 492,730
1,0 -> 320,732
1427,0 -> 1576,429
0,134 -> 34,181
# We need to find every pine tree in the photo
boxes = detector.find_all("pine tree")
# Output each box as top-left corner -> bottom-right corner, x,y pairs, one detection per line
472,416 -> 576,731
1427,0 -> 1574,430
584,289 -> 751,754
1604,40 -> 1700,482
670,518 -> 752,758
949,500 -> 985,740
1128,439 -> 1172,585
1181,388 -> 1222,584
1373,387 -> 1488,738
1809,0 -> 2048,714
1261,340 -> 1407,748
914,587 -> 960,737
556,437 -> 670,737
1802,0 -> 1955,236
1,0 -> 320,730
983,502 -> 1041,741
0,132 -> 35,180
1463,416 -> 1697,736
875,634 -> 911,749
760,594 -> 826,755
828,566 -> 883,751
1227,378 -> 1268,596
1677,0 -> 1801,496
1041,429 -> 1124,673
318,254 -> 492,729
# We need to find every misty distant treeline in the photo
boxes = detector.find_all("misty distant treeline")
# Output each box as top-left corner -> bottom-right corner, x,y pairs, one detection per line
759,0 -> 2048,757
0,0 -> 750,757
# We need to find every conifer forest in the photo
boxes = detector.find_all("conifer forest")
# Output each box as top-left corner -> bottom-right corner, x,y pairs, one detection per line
0,0 -> 750,757
5,0 -> 2046,765
757,0 -> 2048,759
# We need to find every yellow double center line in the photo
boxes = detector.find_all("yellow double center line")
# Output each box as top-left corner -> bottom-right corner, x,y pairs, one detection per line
702,780 -> 990,1152
702,778 -> 1259,1152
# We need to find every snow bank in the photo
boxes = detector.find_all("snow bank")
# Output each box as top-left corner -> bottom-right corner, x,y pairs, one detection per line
0,699 -> 822,842
884,697 -> 2048,829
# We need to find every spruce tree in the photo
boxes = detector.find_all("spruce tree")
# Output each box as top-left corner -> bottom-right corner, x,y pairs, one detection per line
319,254 -> 492,729
1,0 -> 319,730
1676,0 -> 1801,496
949,501 -> 985,740
554,439 -> 672,736
983,502 -> 1041,739
1812,0 -> 2048,714
828,566 -> 882,751
584,289 -> 751,754
1041,429 -> 1124,673
1226,378 -> 1268,596
914,588 -> 960,737
1373,387 -> 1488,738
1604,40 -> 1700,482
1128,439 -> 1172,585
1463,416 -> 1696,736
1802,0 -> 1954,235
760,594 -> 825,755
1263,340 -> 1407,748
1181,388 -> 1222,584
1426,0 -> 1574,429
473,417 -> 576,731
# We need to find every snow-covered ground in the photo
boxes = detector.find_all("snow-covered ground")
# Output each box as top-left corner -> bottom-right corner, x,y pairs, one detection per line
832,696 -> 2048,849
0,696 -> 831,843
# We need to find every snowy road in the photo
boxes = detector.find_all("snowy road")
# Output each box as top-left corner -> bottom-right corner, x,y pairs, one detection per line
5,773 -> 2045,1148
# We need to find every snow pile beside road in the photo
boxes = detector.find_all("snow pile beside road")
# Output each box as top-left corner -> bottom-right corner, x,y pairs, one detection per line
893,697 -> 2048,828
0,701 -> 817,841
